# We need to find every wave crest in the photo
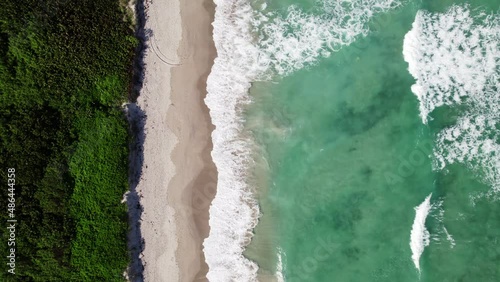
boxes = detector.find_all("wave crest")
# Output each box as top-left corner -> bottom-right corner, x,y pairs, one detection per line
410,194 -> 432,272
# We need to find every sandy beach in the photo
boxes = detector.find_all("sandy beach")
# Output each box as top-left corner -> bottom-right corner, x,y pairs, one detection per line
132,0 -> 216,280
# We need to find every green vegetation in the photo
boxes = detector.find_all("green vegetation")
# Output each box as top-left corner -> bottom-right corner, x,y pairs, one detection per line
0,0 -> 137,280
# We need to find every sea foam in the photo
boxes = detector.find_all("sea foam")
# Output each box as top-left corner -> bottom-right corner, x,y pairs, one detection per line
429,199 -> 456,248
403,6 -> 500,192
203,1 -> 263,281
256,0 -> 402,76
410,193 -> 432,272
205,0 -> 401,280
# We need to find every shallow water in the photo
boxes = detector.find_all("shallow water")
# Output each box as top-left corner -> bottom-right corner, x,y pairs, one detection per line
204,0 -> 500,281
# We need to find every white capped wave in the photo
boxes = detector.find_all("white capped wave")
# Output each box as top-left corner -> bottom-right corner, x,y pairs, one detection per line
403,5 -> 500,192
403,6 -> 499,124
410,193 -> 432,272
204,0 -> 401,280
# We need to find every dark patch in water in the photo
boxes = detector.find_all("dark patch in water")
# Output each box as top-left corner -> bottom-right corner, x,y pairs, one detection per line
342,246 -> 362,261
330,191 -> 367,232
331,76 -> 409,136
360,166 -> 373,181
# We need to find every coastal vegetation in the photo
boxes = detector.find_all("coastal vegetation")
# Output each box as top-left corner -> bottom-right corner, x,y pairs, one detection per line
0,0 -> 136,280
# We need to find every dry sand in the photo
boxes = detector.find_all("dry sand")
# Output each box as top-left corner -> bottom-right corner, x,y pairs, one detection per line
133,0 -> 216,281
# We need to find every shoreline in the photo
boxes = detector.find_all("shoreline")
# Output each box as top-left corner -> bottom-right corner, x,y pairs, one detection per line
169,0 -> 217,280
131,0 -> 217,280
202,0 -> 262,280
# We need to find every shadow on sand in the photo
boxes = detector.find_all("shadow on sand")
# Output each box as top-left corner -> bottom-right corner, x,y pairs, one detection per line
125,0 -> 150,280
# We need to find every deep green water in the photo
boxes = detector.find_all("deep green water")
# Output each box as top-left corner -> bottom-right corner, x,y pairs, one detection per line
243,0 -> 500,281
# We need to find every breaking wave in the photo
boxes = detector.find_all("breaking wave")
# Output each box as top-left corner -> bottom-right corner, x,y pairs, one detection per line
403,5 -> 500,192
410,193 -> 432,272
205,0 -> 402,280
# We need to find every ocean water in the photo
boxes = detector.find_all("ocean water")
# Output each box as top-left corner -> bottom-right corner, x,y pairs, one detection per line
204,0 -> 500,281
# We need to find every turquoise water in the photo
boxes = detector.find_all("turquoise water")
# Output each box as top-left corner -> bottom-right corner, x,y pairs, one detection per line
241,0 -> 500,281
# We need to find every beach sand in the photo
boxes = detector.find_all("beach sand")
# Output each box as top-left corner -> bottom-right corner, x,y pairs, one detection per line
134,0 -> 216,280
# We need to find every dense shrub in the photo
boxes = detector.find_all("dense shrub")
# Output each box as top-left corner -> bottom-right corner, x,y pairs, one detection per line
0,0 -> 136,280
